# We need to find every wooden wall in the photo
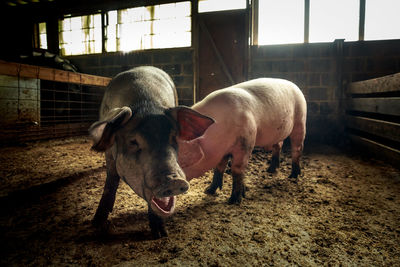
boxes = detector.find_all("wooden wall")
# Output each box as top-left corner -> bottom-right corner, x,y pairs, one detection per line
346,73 -> 400,166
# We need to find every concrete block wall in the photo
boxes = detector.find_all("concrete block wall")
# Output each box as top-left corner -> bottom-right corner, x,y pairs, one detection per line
0,75 -> 40,126
342,40 -> 400,84
67,48 -> 194,106
250,43 -> 340,142
250,40 -> 400,142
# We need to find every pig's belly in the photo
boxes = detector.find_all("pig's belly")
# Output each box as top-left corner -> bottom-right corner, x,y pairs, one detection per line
183,154 -> 222,180
255,121 -> 293,150
184,144 -> 228,180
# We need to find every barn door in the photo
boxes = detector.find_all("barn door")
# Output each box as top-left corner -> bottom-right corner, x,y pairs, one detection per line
197,10 -> 247,100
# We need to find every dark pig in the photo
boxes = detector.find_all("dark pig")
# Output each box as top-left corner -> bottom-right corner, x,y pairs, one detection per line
89,66 -> 213,238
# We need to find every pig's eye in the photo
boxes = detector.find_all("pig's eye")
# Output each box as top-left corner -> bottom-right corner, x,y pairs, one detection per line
129,139 -> 141,153
130,140 -> 138,147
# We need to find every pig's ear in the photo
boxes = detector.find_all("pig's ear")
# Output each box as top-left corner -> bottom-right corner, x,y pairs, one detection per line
166,106 -> 214,141
89,106 -> 133,151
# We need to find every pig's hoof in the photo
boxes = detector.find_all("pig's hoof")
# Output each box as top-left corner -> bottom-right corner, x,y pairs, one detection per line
228,194 -> 242,204
288,172 -> 299,184
148,212 -> 168,239
92,219 -> 112,234
267,166 -> 277,173
289,164 -> 300,178
151,226 -> 168,239
205,185 -> 217,195
288,171 -> 300,179
228,190 -> 245,204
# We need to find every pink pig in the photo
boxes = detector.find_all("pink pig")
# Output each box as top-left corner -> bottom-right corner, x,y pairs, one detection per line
176,78 -> 307,204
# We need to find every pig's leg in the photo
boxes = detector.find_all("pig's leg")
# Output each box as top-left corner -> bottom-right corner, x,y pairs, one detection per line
92,150 -> 120,230
148,206 -> 167,239
266,141 -> 283,173
228,137 -> 253,204
289,123 -> 305,179
205,155 -> 230,195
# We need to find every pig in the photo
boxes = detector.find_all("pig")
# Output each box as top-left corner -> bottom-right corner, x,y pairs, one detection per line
177,78 -> 307,204
89,66 -> 214,238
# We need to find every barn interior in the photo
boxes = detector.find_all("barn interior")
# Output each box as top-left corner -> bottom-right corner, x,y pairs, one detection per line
0,0 -> 399,265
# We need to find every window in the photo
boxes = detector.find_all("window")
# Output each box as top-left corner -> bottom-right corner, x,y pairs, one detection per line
365,0 -> 400,41
309,0 -> 359,42
198,0 -> 246,13
38,22 -> 47,49
258,0 -> 304,45
59,14 -> 102,56
106,2 -> 191,52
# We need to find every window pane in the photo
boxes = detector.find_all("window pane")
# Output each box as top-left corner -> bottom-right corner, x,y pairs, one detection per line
199,0 -> 246,13
38,22 -> 47,49
365,0 -> 400,40
107,1 -> 191,52
258,0 -> 304,45
106,10 -> 117,52
59,14 -> 102,55
70,17 -> 81,31
39,22 -> 46,34
310,0 -> 358,42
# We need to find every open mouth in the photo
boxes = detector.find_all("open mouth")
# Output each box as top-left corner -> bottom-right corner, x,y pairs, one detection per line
151,195 -> 176,216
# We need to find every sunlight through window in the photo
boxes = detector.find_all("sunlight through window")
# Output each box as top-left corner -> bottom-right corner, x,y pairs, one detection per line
258,0 -> 304,45
309,0 -> 358,42
198,0 -> 246,13
59,14 -> 102,56
365,0 -> 400,41
106,2 -> 191,52
39,22 -> 47,49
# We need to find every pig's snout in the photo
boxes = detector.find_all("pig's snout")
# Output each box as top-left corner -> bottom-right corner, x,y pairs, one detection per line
155,176 -> 189,198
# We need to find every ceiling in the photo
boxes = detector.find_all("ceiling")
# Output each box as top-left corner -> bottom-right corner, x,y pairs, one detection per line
0,0 -> 189,17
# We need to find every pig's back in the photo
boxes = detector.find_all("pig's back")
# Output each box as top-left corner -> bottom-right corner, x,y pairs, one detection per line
194,78 -> 306,147
100,66 -> 177,119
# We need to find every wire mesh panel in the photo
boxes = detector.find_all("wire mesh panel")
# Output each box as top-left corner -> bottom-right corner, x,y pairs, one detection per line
0,61 -> 109,144
40,81 -> 103,125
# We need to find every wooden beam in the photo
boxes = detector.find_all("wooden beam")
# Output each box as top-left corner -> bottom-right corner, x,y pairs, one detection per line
251,0 -> 259,45
192,0 -> 199,104
346,115 -> 400,143
0,60 -> 111,87
347,97 -> 400,116
347,72 -> 400,94
304,0 -> 310,43
348,134 -> 400,168
359,0 -> 366,41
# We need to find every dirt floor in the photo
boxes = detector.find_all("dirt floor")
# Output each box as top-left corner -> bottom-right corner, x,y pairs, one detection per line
0,136 -> 399,266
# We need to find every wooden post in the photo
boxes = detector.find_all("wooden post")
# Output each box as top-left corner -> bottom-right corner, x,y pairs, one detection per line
304,0 -> 310,43
192,0 -> 199,104
359,0 -> 366,41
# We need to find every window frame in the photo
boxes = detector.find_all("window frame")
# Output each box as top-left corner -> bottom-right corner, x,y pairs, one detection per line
252,0 -> 399,46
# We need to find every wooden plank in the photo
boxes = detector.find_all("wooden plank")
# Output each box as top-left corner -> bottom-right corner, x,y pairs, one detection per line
346,115 -> 400,143
0,61 -> 111,87
69,72 -> 81,84
81,74 -> 110,87
54,69 -> 69,83
347,97 -> 400,116
0,61 -> 18,76
38,67 -> 55,81
19,64 -> 39,79
349,134 -> 400,168
347,72 -> 400,94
